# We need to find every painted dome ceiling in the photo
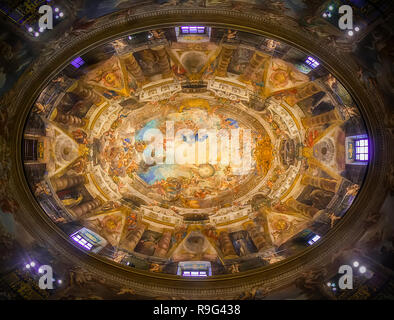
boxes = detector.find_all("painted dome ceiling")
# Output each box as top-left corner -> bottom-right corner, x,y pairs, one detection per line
22,26 -> 368,275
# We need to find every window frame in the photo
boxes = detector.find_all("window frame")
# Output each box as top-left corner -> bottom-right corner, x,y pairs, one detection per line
180,26 -> 206,35
305,56 -> 320,69
354,138 -> 369,162
70,56 -> 85,68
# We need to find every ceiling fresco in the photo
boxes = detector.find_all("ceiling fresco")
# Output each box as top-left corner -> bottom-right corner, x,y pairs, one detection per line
22,25 -> 368,276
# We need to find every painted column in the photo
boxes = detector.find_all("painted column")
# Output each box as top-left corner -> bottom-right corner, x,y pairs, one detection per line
215,44 -> 237,77
301,175 -> 341,193
124,53 -> 146,83
285,197 -> 319,218
72,81 -> 102,104
245,223 -> 267,251
154,230 -> 172,258
218,230 -> 237,257
152,46 -> 172,77
121,224 -> 147,252
285,82 -> 321,106
239,51 -> 266,82
71,198 -> 101,217
55,111 -> 84,127
52,175 -> 85,192
301,109 -> 342,128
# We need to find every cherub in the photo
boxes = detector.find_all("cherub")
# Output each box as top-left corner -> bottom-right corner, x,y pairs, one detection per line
229,263 -> 240,274
345,184 -> 360,197
34,181 -> 51,197
328,212 -> 341,228
117,288 -> 136,296
149,263 -> 162,272
151,29 -> 165,39
32,102 -> 49,114
226,29 -> 237,40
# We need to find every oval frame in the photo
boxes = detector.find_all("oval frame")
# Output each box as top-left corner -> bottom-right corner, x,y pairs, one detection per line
9,8 -> 389,298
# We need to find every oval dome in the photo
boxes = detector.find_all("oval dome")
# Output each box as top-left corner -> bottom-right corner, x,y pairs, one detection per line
22,25 -> 368,276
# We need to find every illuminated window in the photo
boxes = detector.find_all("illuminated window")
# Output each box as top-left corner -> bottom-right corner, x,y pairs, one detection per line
177,261 -> 212,277
355,139 -> 369,161
305,56 -> 320,69
180,26 -> 206,34
71,233 -> 93,250
70,56 -> 85,68
182,270 -> 207,277
69,228 -> 106,252
307,234 -> 321,245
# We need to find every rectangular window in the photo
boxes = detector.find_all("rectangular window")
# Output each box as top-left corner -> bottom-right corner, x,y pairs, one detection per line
71,232 -> 94,250
182,270 -> 208,277
69,228 -> 107,253
177,261 -> 212,277
180,26 -> 206,34
355,139 -> 369,161
307,234 -> 321,245
70,56 -> 85,68
305,56 -> 320,69
71,235 -> 92,250
24,139 -> 37,161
